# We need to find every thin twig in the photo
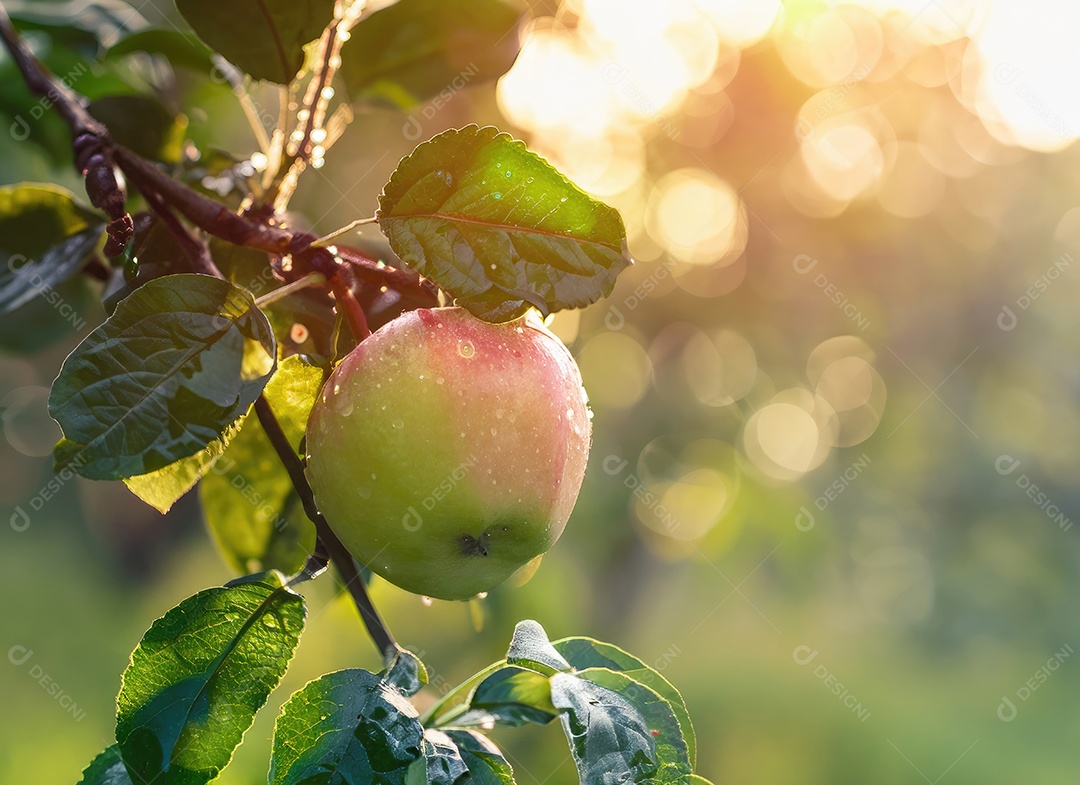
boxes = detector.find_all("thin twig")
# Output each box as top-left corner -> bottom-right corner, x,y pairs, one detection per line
268,0 -> 366,210
254,272 -> 327,309
330,275 -> 371,340
211,56 -> 273,155
311,216 -> 378,247
254,395 -> 397,659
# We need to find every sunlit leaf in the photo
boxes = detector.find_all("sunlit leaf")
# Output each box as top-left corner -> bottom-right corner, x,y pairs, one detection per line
175,0 -> 335,83
201,356 -> 321,574
377,125 -> 631,322
124,413 -> 247,513
505,619 -> 571,675
269,668 -> 424,785
49,274 -> 276,480
116,571 -> 306,785
0,183 -> 102,315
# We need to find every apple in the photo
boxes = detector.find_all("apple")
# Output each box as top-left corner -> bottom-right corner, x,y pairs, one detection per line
304,306 -> 591,601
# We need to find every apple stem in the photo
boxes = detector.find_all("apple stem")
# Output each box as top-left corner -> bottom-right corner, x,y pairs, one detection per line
254,395 -> 398,660
331,276 -> 372,341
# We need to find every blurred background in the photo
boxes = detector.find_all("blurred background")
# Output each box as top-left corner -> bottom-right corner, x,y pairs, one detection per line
3,0 -> 1080,782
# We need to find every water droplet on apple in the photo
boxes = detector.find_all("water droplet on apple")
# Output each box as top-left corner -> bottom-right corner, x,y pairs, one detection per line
356,485 -> 371,499
504,170 -> 512,178
560,196 -> 568,202
490,427 -> 498,436
392,419 -> 404,429
476,591 -> 488,599
436,376 -> 445,384
492,192 -> 502,200
339,400 -> 354,417
333,383 -> 341,394
565,407 -> 573,419
421,596 -> 433,607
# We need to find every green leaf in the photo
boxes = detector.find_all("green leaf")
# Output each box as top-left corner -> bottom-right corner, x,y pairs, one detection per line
554,637 -> 697,767
116,571 -> 306,785
341,0 -> 524,110
461,666 -> 558,727
505,619 -> 571,675
76,745 -> 132,785
383,645 -> 429,698
377,125 -> 631,322
0,227 -> 103,316
443,730 -> 515,785
550,669 -> 690,785
411,729 -> 516,785
105,29 -> 214,72
268,668 -> 424,785
0,184 -> 102,316
123,414 -> 247,514
415,729 -> 469,785
89,95 -> 186,163
175,0 -> 335,84
423,661 -> 505,728
49,274 -> 277,480
200,356 -> 321,574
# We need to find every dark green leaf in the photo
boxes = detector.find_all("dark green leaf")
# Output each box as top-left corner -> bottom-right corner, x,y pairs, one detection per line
0,227 -> 102,316
416,729 -> 469,785
269,668 -> 424,785
341,0 -> 524,109
383,645 -> 429,698
377,125 -> 631,322
124,413 -> 247,513
49,274 -> 276,480
116,571 -> 306,785
423,661 -> 505,728
460,666 -> 558,728
505,619 -> 571,675
550,669 -> 690,785
443,730 -> 515,785
201,356 -> 321,574
105,29 -> 214,72
76,745 -> 132,785
554,637 -> 696,767
175,0 -> 335,84
89,95 -> 185,163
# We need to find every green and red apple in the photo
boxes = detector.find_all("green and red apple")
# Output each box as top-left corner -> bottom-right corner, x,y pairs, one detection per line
304,307 -> 591,601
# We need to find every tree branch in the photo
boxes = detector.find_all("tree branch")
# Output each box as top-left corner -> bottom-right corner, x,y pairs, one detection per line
0,11 -> 434,302
254,395 -> 397,659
